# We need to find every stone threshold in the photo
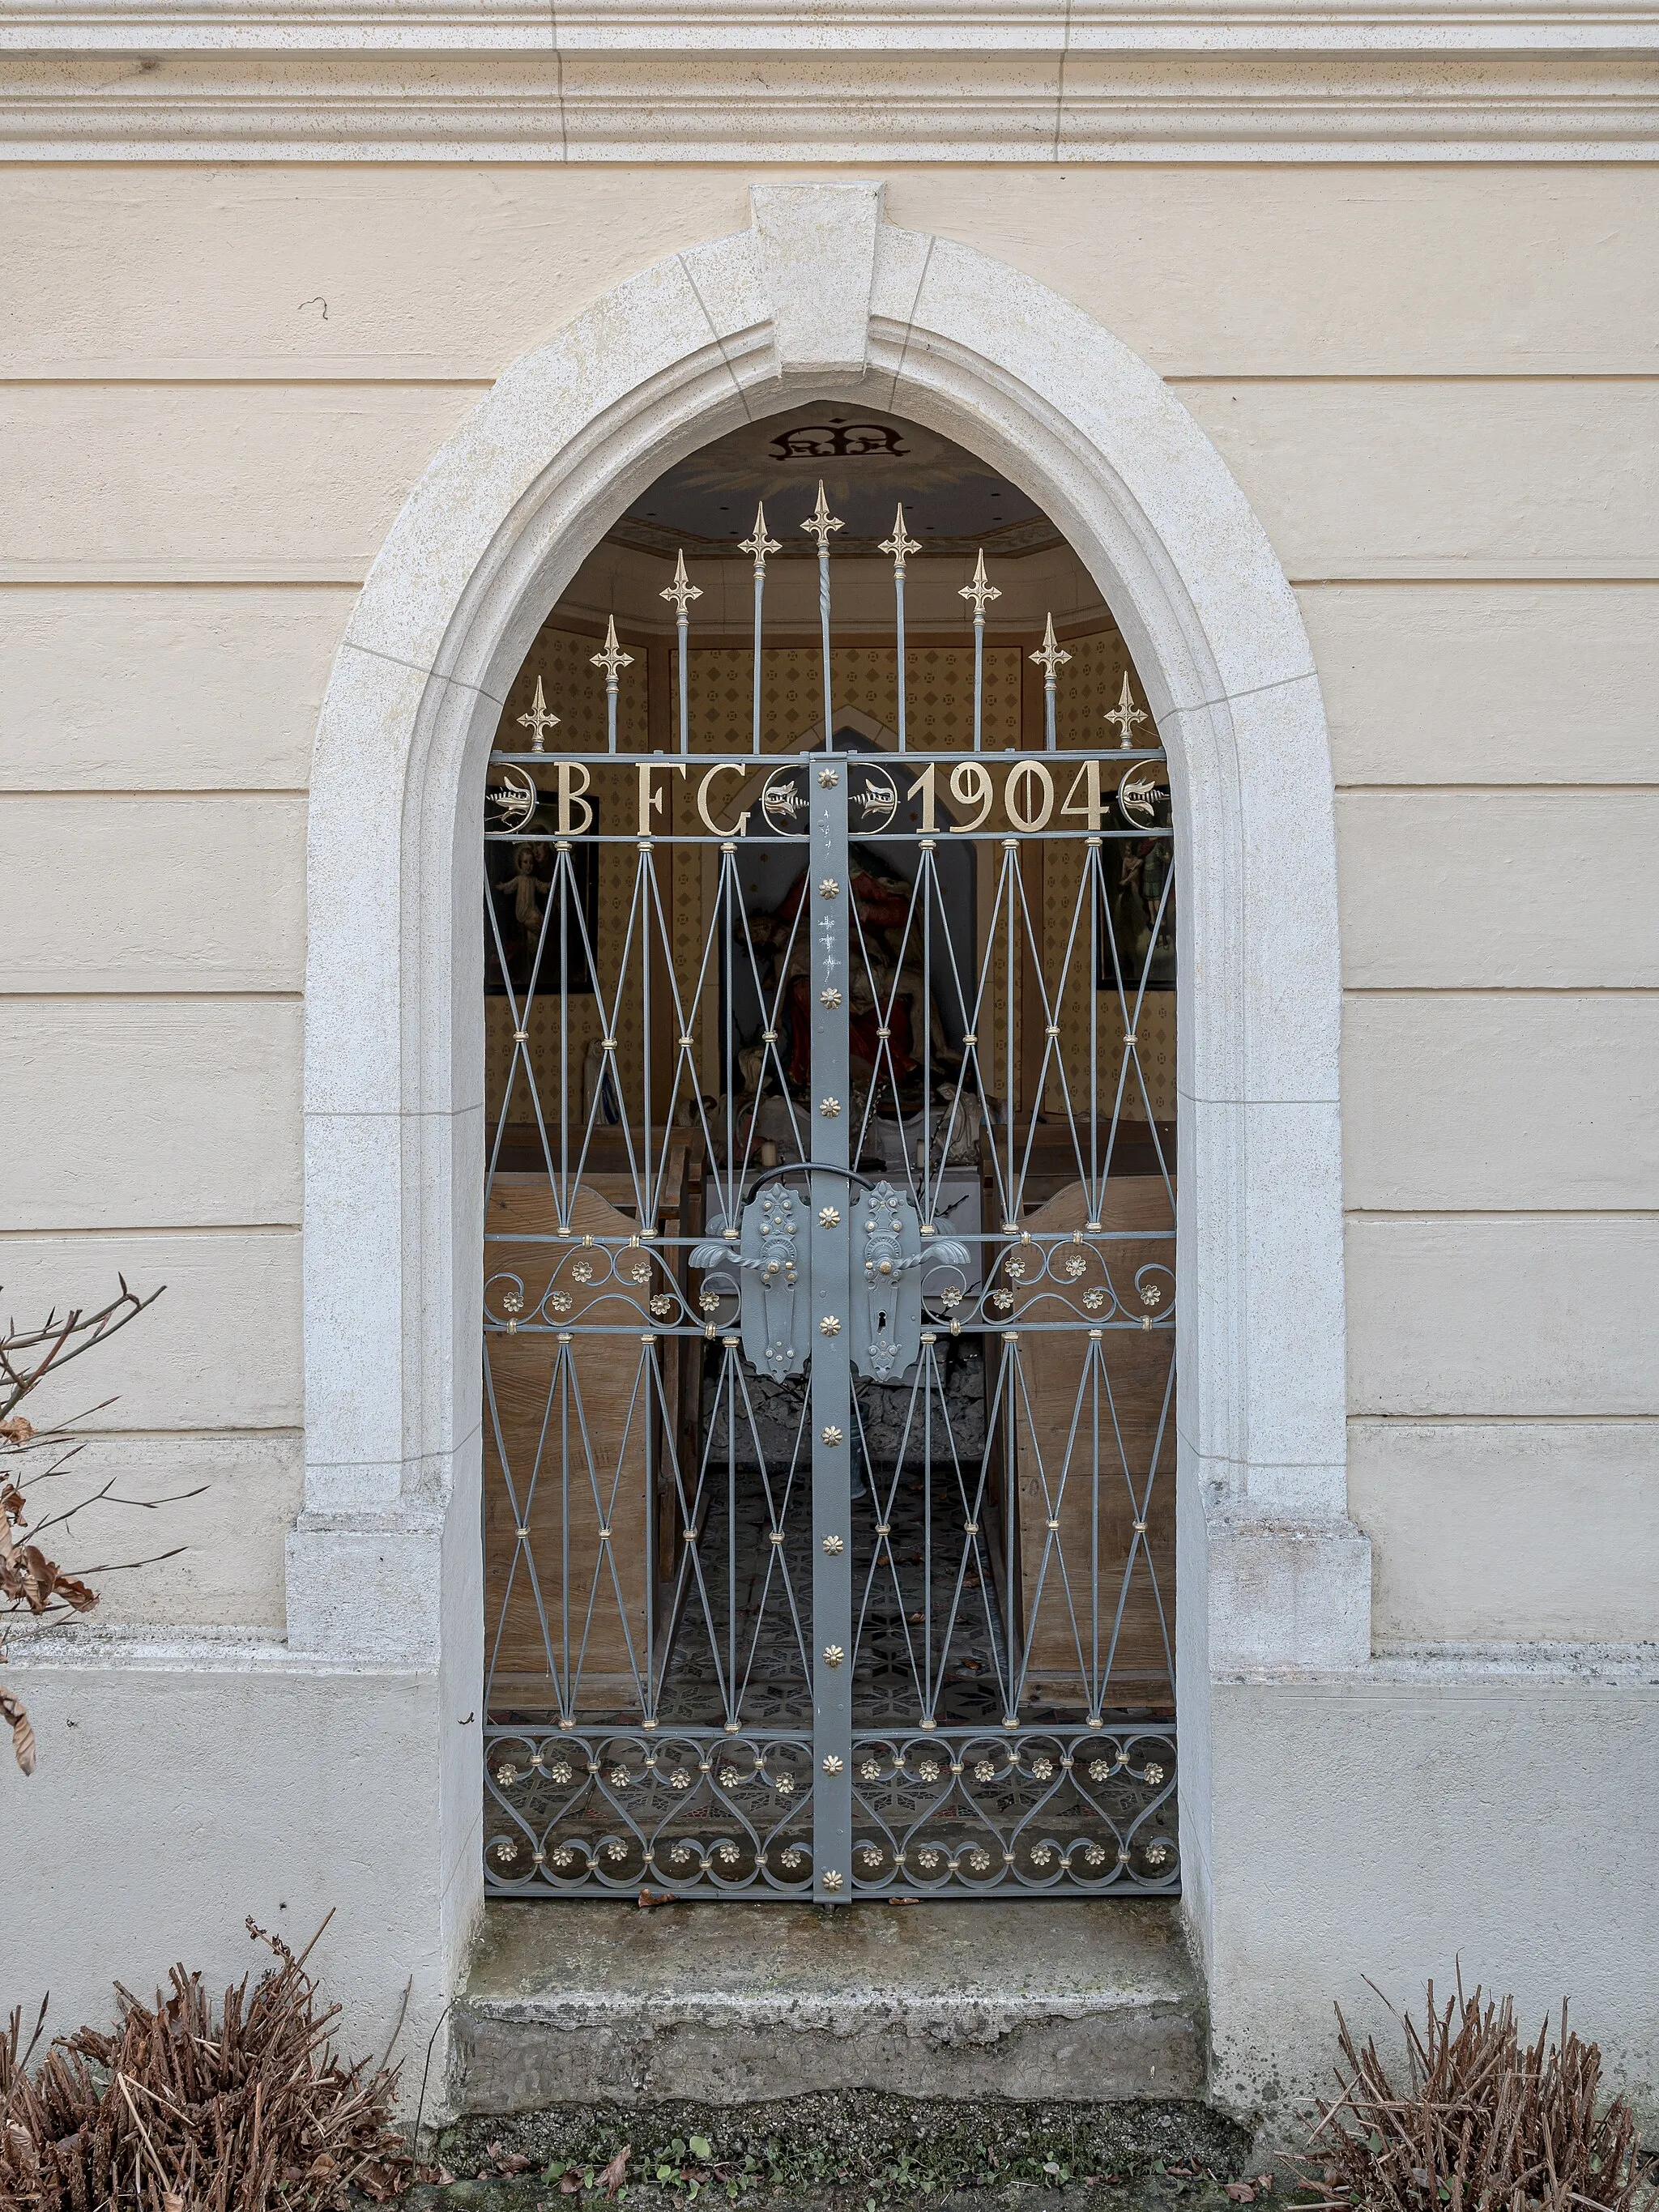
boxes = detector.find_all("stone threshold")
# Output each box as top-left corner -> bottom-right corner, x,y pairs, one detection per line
454,1899 -> 1205,2114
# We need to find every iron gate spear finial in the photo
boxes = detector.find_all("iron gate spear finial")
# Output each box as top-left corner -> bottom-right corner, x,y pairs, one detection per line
590,616 -> 633,755
801,481 -> 842,746
516,674 -> 560,754
740,503 -> 780,754
1030,613 -> 1072,753
660,550 -> 702,756
959,549 -> 1001,752
1105,671 -> 1148,749
881,504 -> 922,752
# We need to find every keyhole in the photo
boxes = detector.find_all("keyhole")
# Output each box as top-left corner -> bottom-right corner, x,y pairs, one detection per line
876,1307 -> 889,1333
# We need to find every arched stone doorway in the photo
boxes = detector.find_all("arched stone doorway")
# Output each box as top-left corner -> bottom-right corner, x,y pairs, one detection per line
295,181 -> 1367,2064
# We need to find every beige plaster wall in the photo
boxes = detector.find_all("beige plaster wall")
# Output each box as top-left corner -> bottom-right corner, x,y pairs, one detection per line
2,161 -> 1654,1646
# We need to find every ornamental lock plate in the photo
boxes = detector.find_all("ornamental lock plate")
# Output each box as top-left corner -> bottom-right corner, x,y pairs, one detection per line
743,1183 -> 809,1379
855,1180 -> 923,1381
694,1177 -> 966,1386
693,1185 -> 810,1381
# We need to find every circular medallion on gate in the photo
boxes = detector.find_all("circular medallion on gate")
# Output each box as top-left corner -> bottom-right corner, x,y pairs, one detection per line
761,765 -> 809,834
851,765 -> 899,833
485,764 -> 539,833
1115,762 -> 1171,831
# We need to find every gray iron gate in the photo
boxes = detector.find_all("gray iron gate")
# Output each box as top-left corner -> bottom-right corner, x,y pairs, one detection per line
481,492 -> 1178,1901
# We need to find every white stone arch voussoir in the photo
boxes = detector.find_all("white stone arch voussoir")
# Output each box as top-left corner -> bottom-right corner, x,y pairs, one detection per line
296,181 -> 1370,1960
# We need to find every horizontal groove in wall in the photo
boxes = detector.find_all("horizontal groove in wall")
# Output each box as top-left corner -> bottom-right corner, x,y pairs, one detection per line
0,563 -> 371,585
1351,1412 -> 1659,1425
0,990 -> 303,1004
0,788 -> 309,801
0,576 -> 355,590
1337,782 -> 1659,795
1298,573 -> 1659,587
1346,978 -> 1659,995
0,1223 -> 299,1242
0,374 -> 497,390
1346,1207 -> 1659,1220
41,1434 -> 304,1452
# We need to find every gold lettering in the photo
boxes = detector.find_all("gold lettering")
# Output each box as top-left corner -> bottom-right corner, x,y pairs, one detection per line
697,762 -> 753,838
1005,760 -> 1055,833
637,760 -> 689,837
1060,759 -> 1104,833
948,761 -> 993,833
904,761 -> 937,833
556,761 -> 594,837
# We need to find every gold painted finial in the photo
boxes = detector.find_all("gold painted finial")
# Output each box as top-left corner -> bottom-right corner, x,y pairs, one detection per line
740,501 -> 781,576
515,674 -> 560,752
1105,671 -> 1149,748
1030,612 -> 1071,681
659,548 -> 703,620
590,614 -> 633,684
801,479 -> 844,552
958,548 -> 1001,621
880,503 -> 921,575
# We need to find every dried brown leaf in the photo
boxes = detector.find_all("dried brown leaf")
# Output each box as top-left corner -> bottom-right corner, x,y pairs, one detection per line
0,1417 -> 35,1446
0,1688 -> 35,1775
599,2144 -> 632,2197
1225,2184 -> 1256,2201
13,1545 -> 98,1617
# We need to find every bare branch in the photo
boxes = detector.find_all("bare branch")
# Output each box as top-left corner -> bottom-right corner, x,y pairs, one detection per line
0,1280 -> 165,1422
1,1282 -> 174,1775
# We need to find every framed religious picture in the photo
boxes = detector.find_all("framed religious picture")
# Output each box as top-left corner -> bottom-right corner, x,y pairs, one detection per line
1098,758 -> 1175,991
483,775 -> 600,996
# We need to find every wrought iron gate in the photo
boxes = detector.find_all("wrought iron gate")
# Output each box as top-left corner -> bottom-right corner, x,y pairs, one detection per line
482,489 -> 1178,1901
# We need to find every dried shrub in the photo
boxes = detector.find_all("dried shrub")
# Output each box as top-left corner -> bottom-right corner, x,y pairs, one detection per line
0,1920 -> 414,2212
1299,1975 -> 1654,2212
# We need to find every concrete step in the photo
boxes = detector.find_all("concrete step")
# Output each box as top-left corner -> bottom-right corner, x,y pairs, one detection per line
454,1899 -> 1205,2114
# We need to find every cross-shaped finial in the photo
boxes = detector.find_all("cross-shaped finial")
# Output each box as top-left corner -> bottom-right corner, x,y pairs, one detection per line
1029,613 -> 1072,683
1104,672 -> 1149,748
880,503 -> 921,575
590,614 -> 633,685
516,674 -> 560,753
958,548 -> 1002,622
740,501 -> 781,576
659,549 -> 703,620
800,479 -> 843,553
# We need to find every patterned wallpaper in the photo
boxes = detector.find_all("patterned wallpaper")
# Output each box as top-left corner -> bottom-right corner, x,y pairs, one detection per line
683,644 -> 1021,753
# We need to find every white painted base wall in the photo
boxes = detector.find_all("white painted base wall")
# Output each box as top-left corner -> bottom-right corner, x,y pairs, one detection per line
4,1649 -> 1653,2130
0,1647 -> 478,2113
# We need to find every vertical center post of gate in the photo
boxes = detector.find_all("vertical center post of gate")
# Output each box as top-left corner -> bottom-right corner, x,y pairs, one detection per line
809,757 -> 855,1900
